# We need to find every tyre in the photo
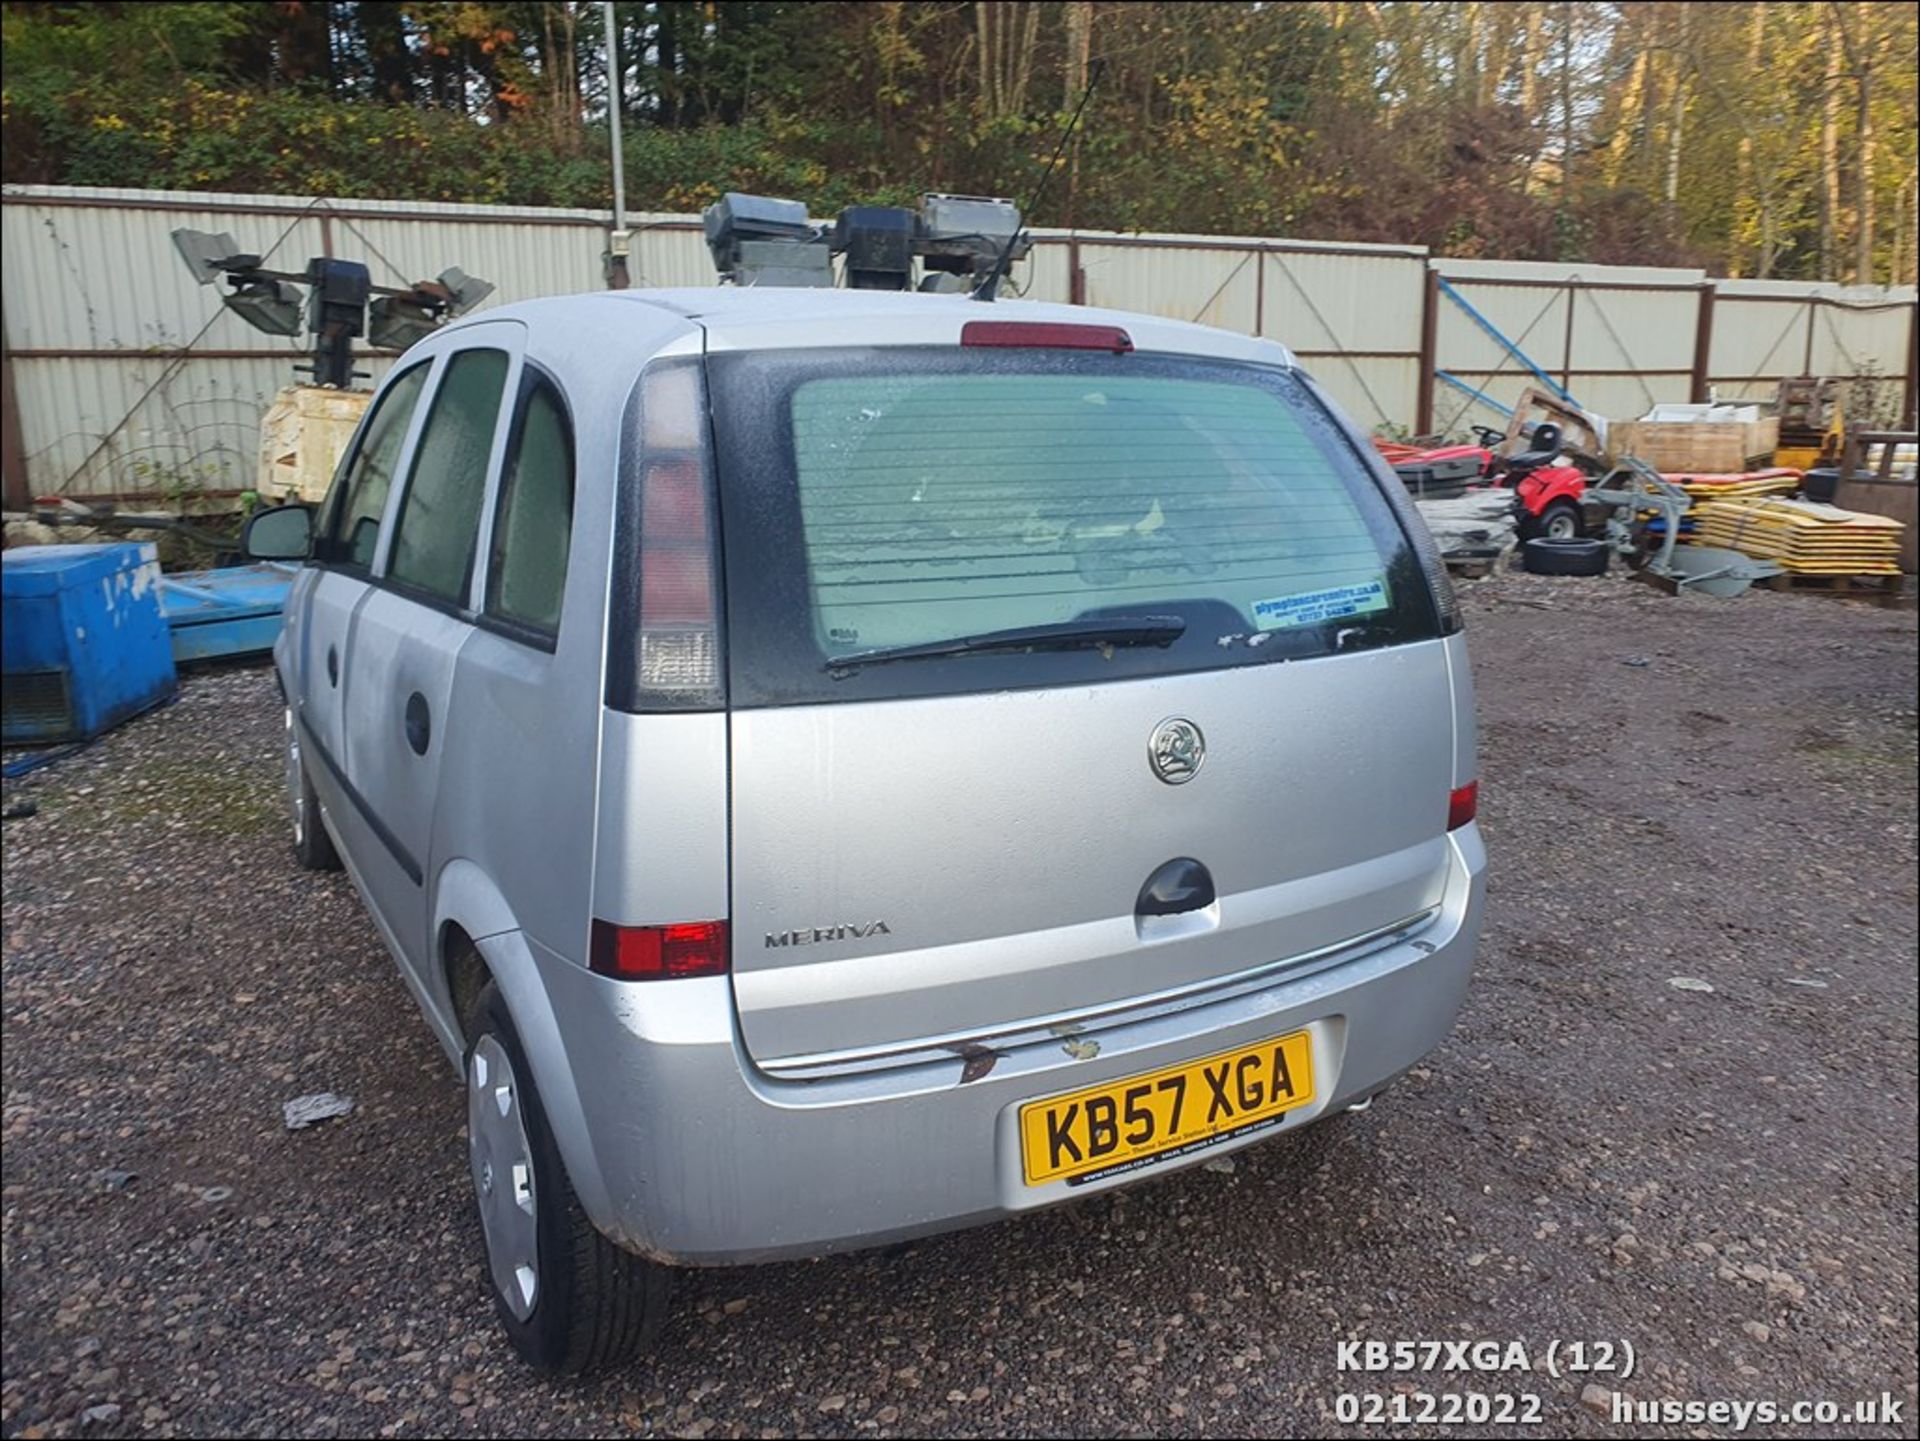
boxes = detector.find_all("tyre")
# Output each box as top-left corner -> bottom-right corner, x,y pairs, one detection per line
1520,499 -> 1583,542
285,706 -> 341,871
1522,536 -> 1610,577
467,984 -> 669,1373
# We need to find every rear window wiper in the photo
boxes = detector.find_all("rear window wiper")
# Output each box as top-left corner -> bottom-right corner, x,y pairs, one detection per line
825,615 -> 1187,676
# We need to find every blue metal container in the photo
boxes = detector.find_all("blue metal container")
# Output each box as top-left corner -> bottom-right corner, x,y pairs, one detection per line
159,562 -> 299,664
2,543 -> 179,744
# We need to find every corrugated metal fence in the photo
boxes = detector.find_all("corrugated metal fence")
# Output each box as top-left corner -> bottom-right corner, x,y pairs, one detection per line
3,183 -> 1914,503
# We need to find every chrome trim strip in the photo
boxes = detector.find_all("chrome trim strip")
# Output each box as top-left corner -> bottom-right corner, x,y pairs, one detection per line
759,907 -> 1441,1080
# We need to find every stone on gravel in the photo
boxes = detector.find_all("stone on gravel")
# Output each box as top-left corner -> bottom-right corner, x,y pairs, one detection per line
283,1093 -> 356,1130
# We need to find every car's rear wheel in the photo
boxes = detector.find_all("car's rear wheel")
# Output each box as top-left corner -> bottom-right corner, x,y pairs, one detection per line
467,983 -> 669,1373
284,706 -> 341,871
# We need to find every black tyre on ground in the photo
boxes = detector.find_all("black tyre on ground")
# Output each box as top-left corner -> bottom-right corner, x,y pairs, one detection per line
467,983 -> 670,1373
1519,499 -> 1583,542
1522,536 -> 1610,577
285,706 -> 341,871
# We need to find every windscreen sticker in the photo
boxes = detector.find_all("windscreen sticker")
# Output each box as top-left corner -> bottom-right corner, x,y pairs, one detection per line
1251,576 -> 1390,631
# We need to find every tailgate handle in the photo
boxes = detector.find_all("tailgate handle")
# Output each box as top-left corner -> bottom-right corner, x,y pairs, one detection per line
1136,857 -> 1216,918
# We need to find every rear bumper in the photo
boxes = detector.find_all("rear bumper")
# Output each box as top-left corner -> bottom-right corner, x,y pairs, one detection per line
532,825 -> 1486,1266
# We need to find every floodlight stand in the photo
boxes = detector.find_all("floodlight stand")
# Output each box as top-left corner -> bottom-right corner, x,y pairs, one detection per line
603,0 -> 631,289
301,329 -> 361,389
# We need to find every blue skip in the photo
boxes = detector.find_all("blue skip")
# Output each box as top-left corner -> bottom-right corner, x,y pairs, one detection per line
159,562 -> 299,664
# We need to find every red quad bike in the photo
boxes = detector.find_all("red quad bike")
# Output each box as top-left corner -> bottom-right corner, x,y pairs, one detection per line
1393,421 -> 1597,540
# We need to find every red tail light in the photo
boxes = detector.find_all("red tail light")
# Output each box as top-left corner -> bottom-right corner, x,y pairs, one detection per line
626,360 -> 723,703
641,456 -> 709,542
961,320 -> 1133,353
590,920 -> 730,980
639,546 -> 715,623
1447,781 -> 1478,831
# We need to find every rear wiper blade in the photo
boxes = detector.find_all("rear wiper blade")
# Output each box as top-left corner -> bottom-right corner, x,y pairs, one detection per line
826,615 -> 1187,675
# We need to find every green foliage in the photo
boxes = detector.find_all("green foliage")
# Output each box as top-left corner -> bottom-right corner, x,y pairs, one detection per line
2,1 -> 1914,281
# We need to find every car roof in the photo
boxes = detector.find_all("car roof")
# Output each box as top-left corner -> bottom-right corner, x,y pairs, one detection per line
463,287 -> 1296,368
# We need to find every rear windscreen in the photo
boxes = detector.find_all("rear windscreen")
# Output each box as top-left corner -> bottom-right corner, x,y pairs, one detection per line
707,348 -> 1439,707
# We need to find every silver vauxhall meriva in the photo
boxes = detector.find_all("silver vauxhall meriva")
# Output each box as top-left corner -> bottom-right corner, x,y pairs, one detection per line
246,287 -> 1486,1372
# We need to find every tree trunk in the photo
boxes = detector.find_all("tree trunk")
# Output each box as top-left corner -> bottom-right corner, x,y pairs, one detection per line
1517,6 -> 1546,191
1854,55 -> 1873,284
1063,0 -> 1094,223
1063,0 -> 1092,110
1890,171 -> 1912,291
1460,3 -> 1482,105
1663,7 -> 1690,206
1732,3 -> 1762,276
1559,1 -> 1574,203
1604,42 -> 1645,186
1820,21 -> 1841,280
364,3 -> 412,105
279,1 -> 334,90
1011,2 -> 1040,117
975,2 -> 995,117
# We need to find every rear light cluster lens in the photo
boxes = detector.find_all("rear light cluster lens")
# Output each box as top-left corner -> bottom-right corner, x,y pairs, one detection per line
590,920 -> 730,980
608,358 -> 726,710
1447,780 -> 1479,831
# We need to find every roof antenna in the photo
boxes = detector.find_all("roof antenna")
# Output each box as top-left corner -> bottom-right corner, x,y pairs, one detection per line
973,58 -> 1104,302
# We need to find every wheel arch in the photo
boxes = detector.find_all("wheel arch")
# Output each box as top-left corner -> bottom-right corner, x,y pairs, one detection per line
432,859 -> 617,1231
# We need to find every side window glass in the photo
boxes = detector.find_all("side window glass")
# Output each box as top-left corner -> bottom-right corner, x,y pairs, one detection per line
486,378 -> 575,637
388,348 -> 510,604
325,364 -> 429,570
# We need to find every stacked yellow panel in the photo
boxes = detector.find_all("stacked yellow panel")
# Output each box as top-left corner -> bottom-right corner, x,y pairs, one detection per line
1663,468 -> 1802,502
1686,497 -> 1904,575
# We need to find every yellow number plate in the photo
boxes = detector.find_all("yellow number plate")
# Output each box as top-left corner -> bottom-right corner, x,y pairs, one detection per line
1019,1030 -> 1315,1186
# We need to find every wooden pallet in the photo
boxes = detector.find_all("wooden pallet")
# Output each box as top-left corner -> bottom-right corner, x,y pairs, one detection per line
1757,571 -> 1910,607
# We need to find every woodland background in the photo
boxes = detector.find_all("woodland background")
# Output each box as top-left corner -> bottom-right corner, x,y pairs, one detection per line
3,2 -> 1916,282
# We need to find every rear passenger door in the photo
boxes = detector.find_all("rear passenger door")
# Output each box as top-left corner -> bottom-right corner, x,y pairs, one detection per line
437,364 -> 591,960
292,362 -> 430,783
343,327 -> 520,975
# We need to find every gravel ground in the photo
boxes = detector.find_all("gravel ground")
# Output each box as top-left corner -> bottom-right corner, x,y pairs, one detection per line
3,568 -> 1916,1440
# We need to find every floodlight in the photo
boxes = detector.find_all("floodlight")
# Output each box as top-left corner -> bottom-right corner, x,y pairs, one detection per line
171,228 -> 256,285
703,192 -> 822,278
221,278 -> 304,336
834,207 -> 916,290
436,267 -> 496,316
919,194 -> 1028,277
367,296 -> 441,352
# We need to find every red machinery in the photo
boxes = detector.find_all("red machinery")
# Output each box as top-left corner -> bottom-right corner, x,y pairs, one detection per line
1382,421 -> 1593,540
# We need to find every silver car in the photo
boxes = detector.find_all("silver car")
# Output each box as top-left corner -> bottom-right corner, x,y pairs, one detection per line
245,288 -> 1486,1372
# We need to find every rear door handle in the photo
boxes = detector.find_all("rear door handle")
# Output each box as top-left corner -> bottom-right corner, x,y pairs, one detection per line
326,644 -> 339,687
404,692 -> 431,756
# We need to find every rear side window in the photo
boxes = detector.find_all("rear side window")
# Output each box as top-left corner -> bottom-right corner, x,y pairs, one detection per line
486,376 -> 574,638
707,348 -> 1439,707
389,348 -> 510,604
324,363 -> 428,570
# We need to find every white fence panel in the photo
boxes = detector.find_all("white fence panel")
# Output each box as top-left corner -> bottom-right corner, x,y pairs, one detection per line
3,184 -> 1914,499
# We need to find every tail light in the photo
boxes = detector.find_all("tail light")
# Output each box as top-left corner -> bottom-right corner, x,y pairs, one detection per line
590,920 -> 730,980
1447,780 -> 1478,831
607,358 -> 725,710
